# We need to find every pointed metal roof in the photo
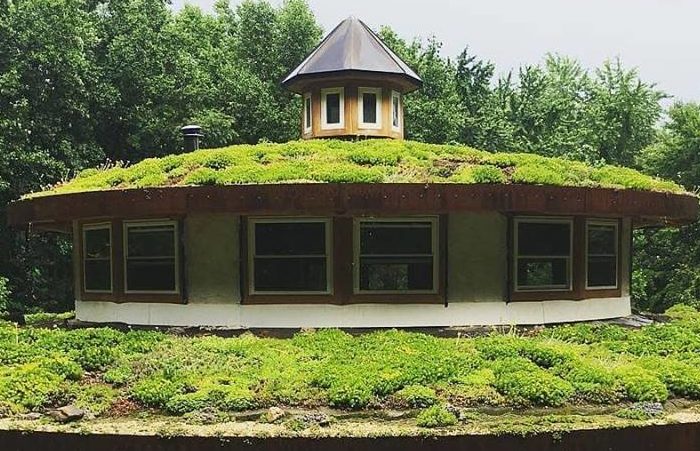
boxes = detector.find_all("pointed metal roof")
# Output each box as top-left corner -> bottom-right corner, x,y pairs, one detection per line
282,16 -> 422,93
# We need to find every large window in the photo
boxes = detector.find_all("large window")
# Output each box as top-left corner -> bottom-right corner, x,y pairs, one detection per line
391,91 -> 401,131
83,224 -> 112,293
586,220 -> 618,289
249,218 -> 331,294
358,87 -> 382,129
321,87 -> 344,129
303,92 -> 312,133
355,218 -> 438,293
124,221 -> 179,293
514,218 -> 572,291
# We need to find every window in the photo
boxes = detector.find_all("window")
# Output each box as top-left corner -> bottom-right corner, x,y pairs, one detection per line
355,218 -> 438,293
391,91 -> 401,130
514,218 -> 572,291
303,92 -> 312,133
586,220 -> 618,289
83,224 -> 112,293
358,87 -> 382,129
321,87 -> 344,129
124,221 -> 179,293
249,218 -> 331,294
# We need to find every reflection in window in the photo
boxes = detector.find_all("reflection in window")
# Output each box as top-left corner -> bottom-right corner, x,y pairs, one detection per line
357,219 -> 436,292
515,219 -> 572,291
304,93 -> 312,132
125,222 -> 178,293
83,224 -> 112,292
362,92 -> 377,123
251,219 -> 330,293
392,91 -> 401,129
587,222 -> 618,288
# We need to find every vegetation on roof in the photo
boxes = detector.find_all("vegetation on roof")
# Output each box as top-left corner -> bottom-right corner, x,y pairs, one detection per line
30,140 -> 686,198
2,306 -> 700,434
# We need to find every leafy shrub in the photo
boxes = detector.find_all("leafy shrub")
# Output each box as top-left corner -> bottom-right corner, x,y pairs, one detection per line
553,360 -> 623,404
640,357 -> 700,399
206,384 -> 257,412
493,359 -> 574,406
104,365 -> 134,386
74,384 -> 117,415
614,366 -> 668,402
326,381 -> 373,409
394,385 -> 438,408
130,376 -> 185,408
0,364 -> 63,411
0,277 -> 11,315
165,391 -> 210,415
71,345 -> 117,371
39,355 -> 83,381
416,404 -> 458,428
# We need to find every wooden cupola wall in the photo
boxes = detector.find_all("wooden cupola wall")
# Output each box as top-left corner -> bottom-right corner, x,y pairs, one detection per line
282,16 -> 422,140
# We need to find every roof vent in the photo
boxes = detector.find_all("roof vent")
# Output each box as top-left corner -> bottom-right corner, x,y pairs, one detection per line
181,125 -> 203,152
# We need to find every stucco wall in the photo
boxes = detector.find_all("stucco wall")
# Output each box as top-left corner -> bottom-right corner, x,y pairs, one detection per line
447,212 -> 507,303
184,213 -> 240,304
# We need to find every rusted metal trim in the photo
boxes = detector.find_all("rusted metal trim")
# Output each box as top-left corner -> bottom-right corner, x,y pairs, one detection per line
8,184 -> 698,229
2,422 -> 700,451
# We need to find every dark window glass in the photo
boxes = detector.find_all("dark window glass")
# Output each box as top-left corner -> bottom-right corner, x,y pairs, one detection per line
83,227 -> 111,292
358,221 -> 435,292
326,93 -> 340,124
255,222 -> 325,255
587,224 -> 617,288
125,224 -> 177,292
304,96 -> 311,129
392,95 -> 400,127
517,258 -> 569,288
253,221 -> 328,292
362,92 -> 377,123
517,222 -> 570,256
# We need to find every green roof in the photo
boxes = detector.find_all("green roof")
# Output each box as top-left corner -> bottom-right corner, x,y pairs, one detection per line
31,140 -> 686,198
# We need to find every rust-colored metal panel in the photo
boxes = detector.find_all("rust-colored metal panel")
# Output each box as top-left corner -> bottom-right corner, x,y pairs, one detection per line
7,184 -> 698,229
2,422 -> 700,451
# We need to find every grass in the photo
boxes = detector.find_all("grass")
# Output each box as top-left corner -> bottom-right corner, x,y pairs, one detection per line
2,305 -> 700,432
28,140 -> 686,198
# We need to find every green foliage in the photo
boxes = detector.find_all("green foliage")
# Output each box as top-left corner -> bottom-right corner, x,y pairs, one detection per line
73,384 -> 117,415
492,358 -> 574,407
394,385 -> 438,408
415,404 -> 458,428
614,366 -> 668,402
0,277 -> 10,315
34,140 -> 684,197
0,364 -> 63,411
130,375 -> 186,408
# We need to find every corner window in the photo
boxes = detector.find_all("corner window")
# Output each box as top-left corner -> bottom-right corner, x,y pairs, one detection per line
358,87 -> 382,129
321,87 -> 344,130
514,218 -> 572,291
355,218 -> 438,293
249,218 -> 331,294
586,220 -> 618,289
124,221 -> 179,293
303,92 -> 312,133
391,91 -> 401,130
83,224 -> 112,293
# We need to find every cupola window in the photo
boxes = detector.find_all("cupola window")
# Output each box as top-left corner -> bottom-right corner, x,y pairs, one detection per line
303,93 -> 312,133
392,91 -> 401,131
321,88 -> 344,129
358,87 -> 382,129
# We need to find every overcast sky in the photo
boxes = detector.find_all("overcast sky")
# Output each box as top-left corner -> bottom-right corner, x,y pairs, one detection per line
173,0 -> 699,102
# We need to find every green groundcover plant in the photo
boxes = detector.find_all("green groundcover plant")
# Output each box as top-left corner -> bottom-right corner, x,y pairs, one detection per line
28,140 -> 685,198
1,305 -> 700,421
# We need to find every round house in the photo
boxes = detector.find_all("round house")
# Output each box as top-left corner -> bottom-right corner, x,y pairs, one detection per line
7,18 -> 698,329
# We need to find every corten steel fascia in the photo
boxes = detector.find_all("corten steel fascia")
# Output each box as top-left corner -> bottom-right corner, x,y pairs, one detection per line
7,183 -> 699,229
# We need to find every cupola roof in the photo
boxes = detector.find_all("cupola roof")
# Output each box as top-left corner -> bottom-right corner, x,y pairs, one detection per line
282,16 -> 422,93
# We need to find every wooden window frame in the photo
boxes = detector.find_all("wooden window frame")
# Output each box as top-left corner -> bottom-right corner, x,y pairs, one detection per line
303,92 -> 312,134
78,218 -> 185,304
358,87 -> 382,130
123,220 -> 181,295
320,87 -> 344,130
510,216 -> 623,302
82,223 -> 113,295
513,216 -> 574,293
353,216 -> 441,296
585,219 -> 620,291
246,217 -> 333,297
391,90 -> 401,131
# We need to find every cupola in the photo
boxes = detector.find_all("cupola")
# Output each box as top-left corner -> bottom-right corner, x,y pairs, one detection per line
282,16 -> 422,140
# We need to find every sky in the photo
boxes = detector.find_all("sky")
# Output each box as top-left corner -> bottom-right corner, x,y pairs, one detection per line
173,0 -> 699,102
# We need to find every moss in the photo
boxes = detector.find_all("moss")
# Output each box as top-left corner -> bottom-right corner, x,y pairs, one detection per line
29,140 -> 687,197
